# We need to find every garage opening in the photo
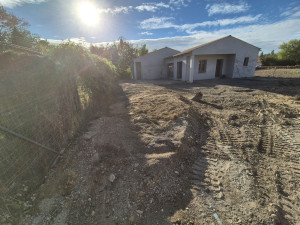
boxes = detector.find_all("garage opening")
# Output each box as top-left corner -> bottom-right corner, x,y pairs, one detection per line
167,63 -> 174,78
177,61 -> 182,79
136,62 -> 141,80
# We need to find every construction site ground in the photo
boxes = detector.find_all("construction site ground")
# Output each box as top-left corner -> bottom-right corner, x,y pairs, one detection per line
17,69 -> 300,225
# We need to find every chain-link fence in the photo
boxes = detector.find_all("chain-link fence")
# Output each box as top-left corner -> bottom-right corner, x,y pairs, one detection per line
0,40 -> 118,223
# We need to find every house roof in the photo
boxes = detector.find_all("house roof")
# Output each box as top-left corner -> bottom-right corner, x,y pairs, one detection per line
134,47 -> 180,60
173,35 -> 260,57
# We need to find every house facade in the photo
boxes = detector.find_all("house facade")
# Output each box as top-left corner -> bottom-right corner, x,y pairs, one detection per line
133,47 -> 180,80
133,35 -> 260,82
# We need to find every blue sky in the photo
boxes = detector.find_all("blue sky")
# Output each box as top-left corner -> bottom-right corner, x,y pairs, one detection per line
1,0 -> 300,53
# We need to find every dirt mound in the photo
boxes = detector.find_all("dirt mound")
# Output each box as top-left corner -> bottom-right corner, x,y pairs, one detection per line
191,92 -> 203,102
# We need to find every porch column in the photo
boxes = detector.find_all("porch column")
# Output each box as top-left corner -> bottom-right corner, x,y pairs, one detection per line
173,58 -> 177,80
182,59 -> 186,81
133,61 -> 137,80
189,55 -> 195,83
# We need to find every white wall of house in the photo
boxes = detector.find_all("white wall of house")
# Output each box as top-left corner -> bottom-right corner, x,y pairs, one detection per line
133,36 -> 259,82
232,52 -> 257,78
133,47 -> 179,80
173,55 -> 187,81
190,36 -> 259,79
191,54 -> 235,80
163,57 -> 174,78
173,36 -> 259,82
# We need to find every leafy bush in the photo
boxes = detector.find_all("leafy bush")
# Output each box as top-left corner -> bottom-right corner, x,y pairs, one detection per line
78,54 -> 117,104
260,39 -> 300,66
50,41 -> 117,108
50,41 -> 90,71
90,38 -> 150,79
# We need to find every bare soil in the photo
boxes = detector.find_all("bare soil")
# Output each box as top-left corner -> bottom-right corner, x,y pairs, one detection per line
16,70 -> 300,225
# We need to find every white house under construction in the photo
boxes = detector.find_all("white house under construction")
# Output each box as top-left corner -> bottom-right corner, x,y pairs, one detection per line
133,35 -> 260,82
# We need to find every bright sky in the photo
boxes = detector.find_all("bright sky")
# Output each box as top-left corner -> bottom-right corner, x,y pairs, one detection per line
1,0 -> 300,53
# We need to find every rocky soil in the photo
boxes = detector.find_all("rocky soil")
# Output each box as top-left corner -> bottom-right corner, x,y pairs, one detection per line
6,70 -> 300,225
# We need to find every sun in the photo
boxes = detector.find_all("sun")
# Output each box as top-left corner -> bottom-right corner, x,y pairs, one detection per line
77,1 -> 99,26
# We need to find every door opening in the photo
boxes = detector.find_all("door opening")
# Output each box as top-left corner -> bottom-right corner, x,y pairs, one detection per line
215,59 -> 223,77
167,63 -> 174,78
136,62 -> 141,80
177,61 -> 182,79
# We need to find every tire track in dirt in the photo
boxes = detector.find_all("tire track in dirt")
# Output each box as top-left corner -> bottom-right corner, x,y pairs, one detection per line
188,90 -> 300,224
187,100 -> 258,224
256,99 -> 300,224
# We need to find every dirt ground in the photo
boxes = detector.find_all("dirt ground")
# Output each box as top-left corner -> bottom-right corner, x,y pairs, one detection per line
12,70 -> 300,224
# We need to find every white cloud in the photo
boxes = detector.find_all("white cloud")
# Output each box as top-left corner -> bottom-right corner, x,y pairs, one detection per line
157,2 -> 171,8
97,0 -> 191,14
139,15 -> 262,34
47,37 -> 91,48
206,2 -> 249,16
0,0 -> 47,8
169,0 -> 191,8
139,31 -> 153,36
140,17 -> 175,30
280,5 -> 300,18
136,5 -> 157,12
98,6 -> 133,14
136,2 -> 170,12
183,15 -> 262,34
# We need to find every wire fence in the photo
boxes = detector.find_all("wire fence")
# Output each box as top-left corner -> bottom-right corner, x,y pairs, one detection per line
0,46 -> 95,222
256,65 -> 300,70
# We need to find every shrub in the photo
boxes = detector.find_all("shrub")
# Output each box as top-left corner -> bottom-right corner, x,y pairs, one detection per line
50,41 -> 90,70
50,41 -> 117,109
78,54 -> 117,105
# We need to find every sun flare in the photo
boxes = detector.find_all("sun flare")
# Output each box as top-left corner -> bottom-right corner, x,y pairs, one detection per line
77,1 -> 99,26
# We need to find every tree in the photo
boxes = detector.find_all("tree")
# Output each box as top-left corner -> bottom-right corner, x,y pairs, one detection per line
259,52 -> 264,61
116,37 -> 138,77
138,44 -> 148,56
278,39 -> 300,65
35,39 -> 53,54
11,26 -> 37,47
0,6 -> 40,49
90,37 -> 140,78
260,50 -> 279,66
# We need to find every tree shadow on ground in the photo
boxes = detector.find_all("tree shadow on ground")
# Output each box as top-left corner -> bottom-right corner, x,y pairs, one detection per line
65,83 -> 210,225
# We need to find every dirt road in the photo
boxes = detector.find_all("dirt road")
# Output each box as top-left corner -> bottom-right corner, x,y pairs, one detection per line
21,74 -> 300,224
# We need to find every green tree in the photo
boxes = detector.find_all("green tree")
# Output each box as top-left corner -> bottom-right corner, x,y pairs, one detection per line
0,6 -> 41,50
278,39 -> 300,65
11,26 -> 38,47
138,44 -> 148,56
116,37 -> 138,77
90,37 -> 139,78
259,52 -> 264,61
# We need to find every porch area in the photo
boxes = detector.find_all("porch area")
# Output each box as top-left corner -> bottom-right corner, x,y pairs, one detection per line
169,54 -> 236,82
